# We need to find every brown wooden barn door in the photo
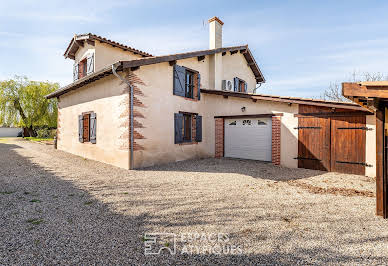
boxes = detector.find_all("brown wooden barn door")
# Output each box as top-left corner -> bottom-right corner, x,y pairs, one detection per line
330,116 -> 366,175
297,116 -> 331,171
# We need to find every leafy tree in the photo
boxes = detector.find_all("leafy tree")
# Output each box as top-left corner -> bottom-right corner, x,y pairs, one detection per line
320,71 -> 388,102
0,76 -> 59,137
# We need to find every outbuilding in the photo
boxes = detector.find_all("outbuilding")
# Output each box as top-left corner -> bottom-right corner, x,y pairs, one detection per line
0,127 -> 22,138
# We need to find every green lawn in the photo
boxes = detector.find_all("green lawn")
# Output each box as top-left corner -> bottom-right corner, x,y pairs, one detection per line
24,137 -> 54,142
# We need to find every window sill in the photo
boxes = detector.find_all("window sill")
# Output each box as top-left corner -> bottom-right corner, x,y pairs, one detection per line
185,97 -> 198,102
178,141 -> 198,146
174,95 -> 199,102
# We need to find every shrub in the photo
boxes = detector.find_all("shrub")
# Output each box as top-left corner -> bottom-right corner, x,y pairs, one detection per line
36,128 -> 56,139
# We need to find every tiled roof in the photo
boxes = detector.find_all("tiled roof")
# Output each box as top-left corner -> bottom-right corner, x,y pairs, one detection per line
64,33 -> 152,59
47,45 -> 265,99
201,89 -> 371,111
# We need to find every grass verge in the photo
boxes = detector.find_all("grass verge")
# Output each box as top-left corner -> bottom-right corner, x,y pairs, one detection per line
24,137 -> 54,142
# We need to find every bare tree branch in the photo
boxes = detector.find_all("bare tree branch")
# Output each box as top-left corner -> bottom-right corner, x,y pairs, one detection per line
319,71 -> 388,102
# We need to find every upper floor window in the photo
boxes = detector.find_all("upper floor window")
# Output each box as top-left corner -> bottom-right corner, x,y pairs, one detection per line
185,70 -> 195,98
73,54 -> 94,81
233,77 -> 247,93
173,64 -> 201,100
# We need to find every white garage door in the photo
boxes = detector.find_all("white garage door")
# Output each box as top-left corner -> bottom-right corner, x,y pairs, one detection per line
224,118 -> 272,161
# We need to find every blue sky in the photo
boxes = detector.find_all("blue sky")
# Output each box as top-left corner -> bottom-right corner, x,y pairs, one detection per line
1,0 -> 388,97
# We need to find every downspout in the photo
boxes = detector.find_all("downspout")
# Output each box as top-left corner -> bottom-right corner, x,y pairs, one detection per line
112,63 -> 134,170
253,82 -> 263,94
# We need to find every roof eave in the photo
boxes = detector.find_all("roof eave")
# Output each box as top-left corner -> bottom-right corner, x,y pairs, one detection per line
45,62 -> 123,99
201,89 -> 372,112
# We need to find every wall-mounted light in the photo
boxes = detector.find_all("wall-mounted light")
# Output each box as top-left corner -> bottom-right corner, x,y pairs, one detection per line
241,106 -> 246,112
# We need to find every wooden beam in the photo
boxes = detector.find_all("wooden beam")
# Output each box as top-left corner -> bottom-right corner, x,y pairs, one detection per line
376,108 -> 384,217
252,95 -> 367,111
197,55 -> 205,61
75,40 -> 84,47
215,113 -> 283,119
294,111 -> 370,118
169,60 -> 176,66
122,46 -> 248,69
343,82 -> 388,98
384,107 -> 388,219
200,89 -> 369,111
230,50 -> 238,55
222,52 -> 226,56
252,99 -> 257,102
223,95 -> 228,99
239,49 -> 247,54
86,39 -> 95,46
130,66 -> 139,71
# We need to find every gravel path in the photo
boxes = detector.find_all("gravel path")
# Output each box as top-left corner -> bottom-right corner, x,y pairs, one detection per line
0,138 -> 387,265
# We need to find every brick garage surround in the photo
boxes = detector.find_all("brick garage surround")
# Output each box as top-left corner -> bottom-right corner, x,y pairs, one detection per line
215,118 -> 224,158
214,115 -> 282,165
271,116 -> 281,165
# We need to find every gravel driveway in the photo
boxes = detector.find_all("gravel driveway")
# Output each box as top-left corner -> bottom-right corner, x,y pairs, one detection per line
1,138 -> 388,265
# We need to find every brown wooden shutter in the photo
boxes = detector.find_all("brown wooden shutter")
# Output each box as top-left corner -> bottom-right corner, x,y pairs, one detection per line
83,114 -> 90,142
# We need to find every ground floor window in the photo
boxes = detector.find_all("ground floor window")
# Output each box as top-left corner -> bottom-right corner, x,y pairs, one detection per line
183,113 -> 192,142
78,112 -> 97,144
174,112 -> 202,144
83,113 -> 90,142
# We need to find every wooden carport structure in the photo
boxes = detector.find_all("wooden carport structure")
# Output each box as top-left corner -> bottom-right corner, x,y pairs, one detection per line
343,82 -> 388,219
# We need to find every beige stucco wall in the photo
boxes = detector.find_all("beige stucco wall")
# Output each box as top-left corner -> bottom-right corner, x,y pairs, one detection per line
74,40 -> 144,73
130,57 -> 298,169
74,42 -> 95,64
366,114 -> 376,177
57,75 -> 130,169
222,52 -> 257,93
94,41 -> 144,71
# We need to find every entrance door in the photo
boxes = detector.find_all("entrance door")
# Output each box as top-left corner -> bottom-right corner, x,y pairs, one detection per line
331,116 -> 366,175
297,116 -> 331,171
297,107 -> 367,175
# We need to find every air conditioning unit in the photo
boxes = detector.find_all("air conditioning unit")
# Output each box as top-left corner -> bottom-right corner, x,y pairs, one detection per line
222,80 -> 233,91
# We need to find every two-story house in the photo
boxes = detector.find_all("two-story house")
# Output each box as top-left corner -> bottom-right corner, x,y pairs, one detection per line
46,17 -> 376,178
